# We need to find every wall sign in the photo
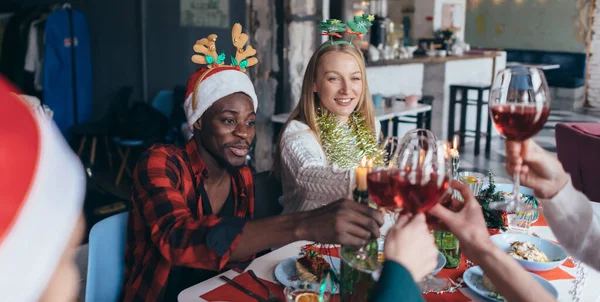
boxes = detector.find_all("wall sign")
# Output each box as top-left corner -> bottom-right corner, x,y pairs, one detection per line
180,0 -> 229,28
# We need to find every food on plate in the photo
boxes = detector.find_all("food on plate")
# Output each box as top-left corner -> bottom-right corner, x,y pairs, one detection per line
508,241 -> 549,262
488,291 -> 506,301
296,250 -> 331,283
500,191 -> 523,200
482,274 -> 496,291
482,274 -> 505,301
295,292 -> 320,302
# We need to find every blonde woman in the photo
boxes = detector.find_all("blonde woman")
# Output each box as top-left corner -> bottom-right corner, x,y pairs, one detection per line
276,30 -> 384,213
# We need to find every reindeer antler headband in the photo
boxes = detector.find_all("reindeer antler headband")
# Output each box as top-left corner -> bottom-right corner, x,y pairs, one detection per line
191,23 -> 258,72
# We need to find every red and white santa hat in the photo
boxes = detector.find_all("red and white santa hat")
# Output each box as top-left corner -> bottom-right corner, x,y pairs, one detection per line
184,23 -> 259,127
0,78 -> 86,301
183,66 -> 258,127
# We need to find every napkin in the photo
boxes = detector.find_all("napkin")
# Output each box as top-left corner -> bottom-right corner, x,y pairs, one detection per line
200,272 -> 285,301
425,291 -> 470,302
533,267 -> 574,281
303,244 -> 341,258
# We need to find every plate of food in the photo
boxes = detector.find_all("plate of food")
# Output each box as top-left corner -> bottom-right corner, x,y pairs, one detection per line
274,250 -> 341,294
463,266 -> 558,301
490,233 -> 568,271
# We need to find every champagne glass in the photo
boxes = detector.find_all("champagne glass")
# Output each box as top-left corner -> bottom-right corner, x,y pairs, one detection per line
394,132 -> 452,292
488,67 -> 550,212
381,136 -> 401,167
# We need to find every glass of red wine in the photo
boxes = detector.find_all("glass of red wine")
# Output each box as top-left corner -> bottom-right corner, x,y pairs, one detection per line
395,132 -> 452,292
488,67 -> 550,212
368,136 -> 405,218
340,136 -> 402,273
367,131 -> 442,213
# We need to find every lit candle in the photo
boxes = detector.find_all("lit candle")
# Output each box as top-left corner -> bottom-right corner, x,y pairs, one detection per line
355,156 -> 368,191
450,135 -> 460,177
450,135 -> 460,158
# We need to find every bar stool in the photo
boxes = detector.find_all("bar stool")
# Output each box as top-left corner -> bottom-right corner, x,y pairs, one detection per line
447,84 -> 492,156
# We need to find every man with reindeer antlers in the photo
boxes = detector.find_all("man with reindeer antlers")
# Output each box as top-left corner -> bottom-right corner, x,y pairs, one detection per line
120,23 -> 386,301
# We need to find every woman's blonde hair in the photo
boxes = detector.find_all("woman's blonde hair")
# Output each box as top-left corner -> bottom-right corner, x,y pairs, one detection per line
273,42 -> 376,175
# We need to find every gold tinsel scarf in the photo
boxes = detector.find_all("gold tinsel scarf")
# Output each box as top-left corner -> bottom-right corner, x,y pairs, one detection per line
316,108 -> 384,168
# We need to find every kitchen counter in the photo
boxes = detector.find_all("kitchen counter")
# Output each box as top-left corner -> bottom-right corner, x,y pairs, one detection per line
367,53 -> 501,67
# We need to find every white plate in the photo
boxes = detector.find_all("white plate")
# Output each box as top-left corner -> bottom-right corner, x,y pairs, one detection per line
463,266 -> 558,301
490,234 -> 568,272
274,256 -> 341,294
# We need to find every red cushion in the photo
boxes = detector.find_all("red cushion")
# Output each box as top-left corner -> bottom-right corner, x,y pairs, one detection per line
556,123 -> 600,203
572,123 -> 600,137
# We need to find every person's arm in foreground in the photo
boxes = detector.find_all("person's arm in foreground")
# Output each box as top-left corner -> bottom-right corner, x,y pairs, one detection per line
370,213 -> 438,302
505,139 -> 600,270
429,181 -> 556,302
134,149 -> 383,271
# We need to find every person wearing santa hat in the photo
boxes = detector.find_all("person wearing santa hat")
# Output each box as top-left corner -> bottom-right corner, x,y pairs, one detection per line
0,78 -> 86,301
121,24 -> 385,301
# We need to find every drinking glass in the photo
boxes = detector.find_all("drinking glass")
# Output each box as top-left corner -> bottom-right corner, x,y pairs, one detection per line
394,131 -> 452,292
457,171 -> 485,196
488,67 -> 550,213
339,136 -> 402,273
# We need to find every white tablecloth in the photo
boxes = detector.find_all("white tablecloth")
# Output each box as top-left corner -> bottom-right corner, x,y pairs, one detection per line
179,203 -> 600,302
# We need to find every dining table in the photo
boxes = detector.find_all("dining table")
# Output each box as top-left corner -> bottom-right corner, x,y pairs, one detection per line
179,202 -> 600,302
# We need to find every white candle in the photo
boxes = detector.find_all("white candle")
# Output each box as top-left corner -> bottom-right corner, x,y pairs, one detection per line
355,156 -> 369,191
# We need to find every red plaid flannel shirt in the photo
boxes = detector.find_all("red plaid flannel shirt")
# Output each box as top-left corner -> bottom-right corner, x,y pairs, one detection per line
121,139 -> 254,301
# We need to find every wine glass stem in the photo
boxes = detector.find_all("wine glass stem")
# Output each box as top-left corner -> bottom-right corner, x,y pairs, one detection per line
513,169 -> 521,204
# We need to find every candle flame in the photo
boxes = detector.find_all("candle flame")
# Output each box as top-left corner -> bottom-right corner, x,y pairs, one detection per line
367,159 -> 373,168
360,156 -> 368,167
418,149 -> 426,168
452,135 -> 459,150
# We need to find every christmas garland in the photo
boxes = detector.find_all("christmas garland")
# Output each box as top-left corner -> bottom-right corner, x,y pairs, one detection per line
316,108 -> 384,168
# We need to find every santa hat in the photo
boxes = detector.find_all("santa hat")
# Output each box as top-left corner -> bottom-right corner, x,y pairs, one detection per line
183,66 -> 258,127
0,78 -> 86,301
183,23 -> 259,127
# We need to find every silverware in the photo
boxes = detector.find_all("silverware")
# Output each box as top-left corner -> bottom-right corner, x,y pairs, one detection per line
422,277 -> 465,294
248,270 -> 280,302
220,276 -> 269,302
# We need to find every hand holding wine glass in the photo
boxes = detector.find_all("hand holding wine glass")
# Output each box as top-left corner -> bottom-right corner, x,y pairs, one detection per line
384,213 -> 438,282
504,139 -> 569,200
489,67 -> 551,212
428,180 -> 494,260
393,130 -> 452,292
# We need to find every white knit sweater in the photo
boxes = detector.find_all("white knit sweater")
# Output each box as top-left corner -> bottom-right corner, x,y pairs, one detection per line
539,179 -> 600,270
278,119 -> 381,213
